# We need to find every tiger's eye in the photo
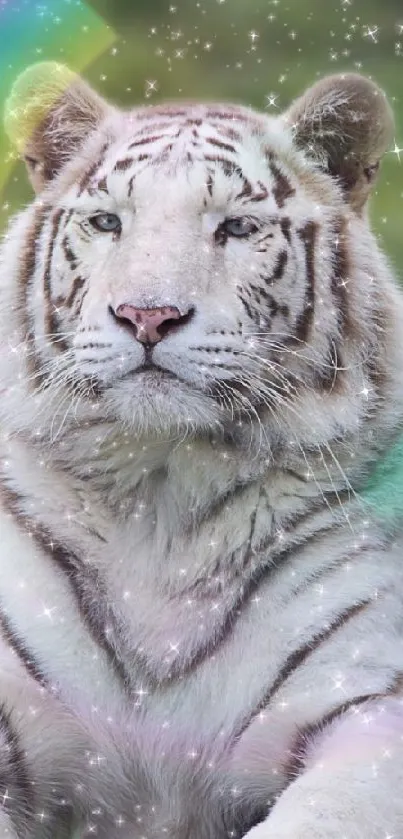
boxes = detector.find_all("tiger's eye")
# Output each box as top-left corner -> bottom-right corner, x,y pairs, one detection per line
89,213 -> 121,233
216,217 -> 259,242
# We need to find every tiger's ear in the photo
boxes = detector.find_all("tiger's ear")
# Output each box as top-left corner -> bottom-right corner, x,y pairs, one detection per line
285,73 -> 394,212
4,62 -> 110,193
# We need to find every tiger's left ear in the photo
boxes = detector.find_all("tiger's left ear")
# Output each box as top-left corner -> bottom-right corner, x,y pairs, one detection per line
285,73 -> 394,212
4,62 -> 111,193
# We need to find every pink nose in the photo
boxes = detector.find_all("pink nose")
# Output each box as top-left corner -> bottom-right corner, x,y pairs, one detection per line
114,304 -> 187,345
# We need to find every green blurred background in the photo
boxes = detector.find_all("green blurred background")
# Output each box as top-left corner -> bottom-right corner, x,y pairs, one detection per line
1,0 -> 402,272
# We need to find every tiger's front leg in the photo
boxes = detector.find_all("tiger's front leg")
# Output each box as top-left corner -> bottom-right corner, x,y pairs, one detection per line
0,677 -> 92,839
244,698 -> 403,839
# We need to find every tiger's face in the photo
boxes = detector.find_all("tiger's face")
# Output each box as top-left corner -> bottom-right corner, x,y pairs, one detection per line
2,64 -> 397,446
46,110 -> 332,437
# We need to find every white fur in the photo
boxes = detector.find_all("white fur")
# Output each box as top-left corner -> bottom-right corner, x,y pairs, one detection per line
0,72 -> 402,838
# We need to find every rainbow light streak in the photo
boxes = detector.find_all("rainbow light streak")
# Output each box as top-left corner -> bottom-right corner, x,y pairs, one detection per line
0,0 -> 117,193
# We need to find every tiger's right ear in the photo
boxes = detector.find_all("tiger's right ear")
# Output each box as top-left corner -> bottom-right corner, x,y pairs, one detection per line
284,73 -> 394,212
4,62 -> 110,193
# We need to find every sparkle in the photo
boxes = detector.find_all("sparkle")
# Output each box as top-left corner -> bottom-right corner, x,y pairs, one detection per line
389,141 -> 403,162
36,812 -> 47,823
331,672 -> 348,694
265,92 -> 279,109
363,24 -> 379,43
39,605 -> 57,621
1,789 -> 11,806
135,686 -> 149,699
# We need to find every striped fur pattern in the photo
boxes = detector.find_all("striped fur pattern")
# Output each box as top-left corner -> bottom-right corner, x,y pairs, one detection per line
0,64 -> 403,837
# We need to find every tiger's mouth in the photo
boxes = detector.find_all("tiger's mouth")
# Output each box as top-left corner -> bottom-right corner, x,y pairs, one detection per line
119,363 -> 181,383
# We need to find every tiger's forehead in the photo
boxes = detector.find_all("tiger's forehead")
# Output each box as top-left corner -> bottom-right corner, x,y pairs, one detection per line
77,103 -> 297,210
125,101 -> 270,134
105,102 -> 278,167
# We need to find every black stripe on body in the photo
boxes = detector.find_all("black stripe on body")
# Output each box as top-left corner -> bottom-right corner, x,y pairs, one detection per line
0,610 -> 46,686
284,692 -> 384,782
0,480 -> 132,693
137,494 -> 350,683
229,595 -> 379,759
0,702 -> 35,833
239,599 -> 372,741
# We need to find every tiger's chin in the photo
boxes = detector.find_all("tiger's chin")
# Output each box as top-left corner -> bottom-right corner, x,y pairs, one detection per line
102,369 -> 227,439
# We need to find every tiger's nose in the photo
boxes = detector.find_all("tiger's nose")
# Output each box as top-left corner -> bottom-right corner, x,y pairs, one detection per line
112,304 -> 194,345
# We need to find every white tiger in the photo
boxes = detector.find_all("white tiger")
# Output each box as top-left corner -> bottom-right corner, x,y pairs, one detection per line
0,61 -> 402,839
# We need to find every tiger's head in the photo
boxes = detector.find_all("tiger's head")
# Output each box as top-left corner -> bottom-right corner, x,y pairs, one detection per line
2,64 -> 402,466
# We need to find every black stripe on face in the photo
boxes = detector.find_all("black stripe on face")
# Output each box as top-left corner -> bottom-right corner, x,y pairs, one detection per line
0,480 -> 132,694
42,210 -> 71,357
62,236 -> 79,272
0,702 -> 36,832
114,157 -> 134,172
77,143 -> 109,197
235,179 -> 253,201
206,171 -> 214,197
249,181 -> 269,203
331,218 -> 350,335
294,221 -> 317,343
211,124 -> 243,143
128,175 -> 135,198
316,339 -> 343,393
43,209 -> 65,340
266,153 -> 296,208
259,250 -> 288,287
97,176 -> 109,193
129,135 -> 166,149
18,204 -> 51,384
203,154 -> 245,181
206,136 -> 237,154
65,276 -> 86,310
280,217 -> 291,244
205,110 -> 249,122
